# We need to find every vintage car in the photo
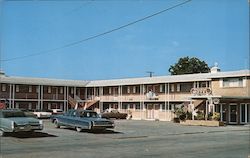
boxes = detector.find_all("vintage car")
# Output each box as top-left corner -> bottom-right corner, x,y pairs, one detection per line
19,109 -> 37,118
101,109 -> 128,119
33,110 -> 52,119
0,109 -> 43,136
51,109 -> 114,132
46,109 -> 64,115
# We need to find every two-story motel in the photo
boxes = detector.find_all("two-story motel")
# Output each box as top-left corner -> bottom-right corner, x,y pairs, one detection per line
0,66 -> 249,125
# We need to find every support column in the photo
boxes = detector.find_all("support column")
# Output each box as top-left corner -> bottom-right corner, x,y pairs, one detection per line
164,83 -> 167,121
41,85 -> 43,110
220,104 -> 223,122
167,83 -> 170,121
66,86 -> 69,110
73,87 -> 76,99
37,85 -> 40,110
64,86 -> 67,112
12,84 -> 15,109
120,86 -> 123,111
9,84 -> 12,108
85,87 -> 88,100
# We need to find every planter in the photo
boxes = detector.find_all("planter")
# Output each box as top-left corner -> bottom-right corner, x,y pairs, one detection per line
180,120 -> 224,127
173,117 -> 180,123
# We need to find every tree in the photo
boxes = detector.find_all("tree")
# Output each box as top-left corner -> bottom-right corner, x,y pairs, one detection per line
168,56 -> 210,75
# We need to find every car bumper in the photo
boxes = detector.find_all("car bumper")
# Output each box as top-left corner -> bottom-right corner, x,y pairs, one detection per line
92,125 -> 114,130
13,124 -> 43,132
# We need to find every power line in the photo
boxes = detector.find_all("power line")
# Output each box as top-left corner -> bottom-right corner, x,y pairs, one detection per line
1,0 -> 192,62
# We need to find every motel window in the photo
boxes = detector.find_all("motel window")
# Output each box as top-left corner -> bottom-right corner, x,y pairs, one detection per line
129,104 -> 134,109
133,86 -> 136,93
223,77 -> 243,87
28,103 -> 32,110
199,82 -> 207,88
127,87 -> 130,94
28,86 -> 32,93
161,104 -> 166,111
177,84 -> 181,92
1,84 -> 6,92
135,104 -> 140,110
170,84 -> 175,92
60,87 -> 63,94
180,83 -> 193,92
122,104 -> 127,109
159,84 -> 166,93
48,86 -> 52,93
16,85 -> 20,92
109,87 -> 112,94
15,102 -> 19,109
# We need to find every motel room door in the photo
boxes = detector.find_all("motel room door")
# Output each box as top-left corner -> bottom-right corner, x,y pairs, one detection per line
229,104 -> 237,124
146,104 -> 160,120
146,104 -> 154,119
240,104 -> 250,124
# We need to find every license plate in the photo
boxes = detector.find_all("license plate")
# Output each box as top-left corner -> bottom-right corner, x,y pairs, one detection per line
19,127 -> 25,129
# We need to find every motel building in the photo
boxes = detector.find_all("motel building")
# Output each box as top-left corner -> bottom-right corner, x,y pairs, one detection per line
0,65 -> 249,125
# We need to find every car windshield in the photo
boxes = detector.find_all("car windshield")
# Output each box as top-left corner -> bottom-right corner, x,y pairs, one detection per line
81,112 -> 98,118
3,111 -> 26,118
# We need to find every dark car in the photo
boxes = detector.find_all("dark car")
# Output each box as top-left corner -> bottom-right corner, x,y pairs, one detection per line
0,109 -> 43,136
51,109 -> 114,132
101,109 -> 127,119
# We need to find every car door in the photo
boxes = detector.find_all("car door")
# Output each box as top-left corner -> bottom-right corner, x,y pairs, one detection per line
58,110 -> 73,126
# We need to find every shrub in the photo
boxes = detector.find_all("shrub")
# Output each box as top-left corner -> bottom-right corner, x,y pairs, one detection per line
212,112 -> 220,121
195,112 -> 205,120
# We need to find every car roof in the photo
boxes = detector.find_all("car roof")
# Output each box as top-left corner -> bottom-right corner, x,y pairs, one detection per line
69,109 -> 96,113
0,109 -> 22,112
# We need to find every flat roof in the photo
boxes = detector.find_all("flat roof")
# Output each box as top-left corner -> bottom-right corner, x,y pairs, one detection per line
0,69 -> 249,87
0,75 -> 89,87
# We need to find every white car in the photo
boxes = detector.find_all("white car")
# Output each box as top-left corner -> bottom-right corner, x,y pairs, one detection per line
49,109 -> 64,115
33,110 -> 52,119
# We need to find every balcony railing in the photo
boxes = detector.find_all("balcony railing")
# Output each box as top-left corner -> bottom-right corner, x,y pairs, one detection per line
43,94 -> 64,100
0,92 -> 9,99
15,93 -> 38,99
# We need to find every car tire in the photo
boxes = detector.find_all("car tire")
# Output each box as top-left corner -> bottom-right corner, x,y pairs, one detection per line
76,127 -> 82,132
54,120 -> 60,128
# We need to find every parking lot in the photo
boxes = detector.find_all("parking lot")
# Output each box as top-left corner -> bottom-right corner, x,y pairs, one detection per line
0,120 -> 249,158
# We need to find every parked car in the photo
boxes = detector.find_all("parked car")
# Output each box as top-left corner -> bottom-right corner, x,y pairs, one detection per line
101,109 -> 127,119
51,109 -> 114,132
19,109 -> 37,118
47,109 -> 64,115
0,109 -> 43,136
33,110 -> 52,119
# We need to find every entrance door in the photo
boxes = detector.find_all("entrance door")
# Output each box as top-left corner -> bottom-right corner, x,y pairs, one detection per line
240,104 -> 250,124
229,104 -> 237,124
146,104 -> 154,119
154,104 -> 160,120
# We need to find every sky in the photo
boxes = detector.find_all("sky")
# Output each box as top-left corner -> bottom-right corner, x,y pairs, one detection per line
0,0 -> 249,80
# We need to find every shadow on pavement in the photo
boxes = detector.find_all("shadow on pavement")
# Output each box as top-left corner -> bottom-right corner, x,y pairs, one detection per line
62,127 -> 123,134
4,132 -> 58,138
87,129 -> 123,134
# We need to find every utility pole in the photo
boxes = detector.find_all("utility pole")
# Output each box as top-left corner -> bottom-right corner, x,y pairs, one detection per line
146,71 -> 154,77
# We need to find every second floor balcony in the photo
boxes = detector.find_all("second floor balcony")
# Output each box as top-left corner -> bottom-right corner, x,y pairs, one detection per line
15,93 -> 38,99
43,94 -> 64,100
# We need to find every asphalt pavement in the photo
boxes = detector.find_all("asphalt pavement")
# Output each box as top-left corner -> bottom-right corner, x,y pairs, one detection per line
0,120 -> 249,158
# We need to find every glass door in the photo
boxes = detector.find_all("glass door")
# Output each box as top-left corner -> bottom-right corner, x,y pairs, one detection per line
240,104 -> 246,124
229,104 -> 237,124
